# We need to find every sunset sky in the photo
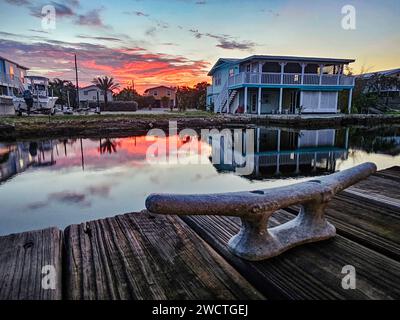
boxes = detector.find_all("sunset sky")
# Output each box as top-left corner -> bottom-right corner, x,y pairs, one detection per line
0,0 -> 399,93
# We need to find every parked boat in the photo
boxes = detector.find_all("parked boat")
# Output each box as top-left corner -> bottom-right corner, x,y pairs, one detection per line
13,76 -> 58,115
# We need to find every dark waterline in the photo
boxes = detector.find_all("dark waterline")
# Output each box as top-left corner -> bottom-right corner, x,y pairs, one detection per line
0,125 -> 399,236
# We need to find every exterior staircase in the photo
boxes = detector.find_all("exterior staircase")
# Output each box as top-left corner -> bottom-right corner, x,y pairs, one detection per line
215,81 -> 238,114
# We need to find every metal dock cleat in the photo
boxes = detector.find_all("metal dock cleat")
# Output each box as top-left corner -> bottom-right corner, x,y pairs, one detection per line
146,162 -> 377,261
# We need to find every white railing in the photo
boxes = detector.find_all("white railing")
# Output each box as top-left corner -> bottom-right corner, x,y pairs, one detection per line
261,73 -> 281,84
228,72 -> 355,87
303,74 -> 320,85
0,73 -> 25,88
321,74 -> 339,85
283,73 -> 302,85
339,76 -> 355,86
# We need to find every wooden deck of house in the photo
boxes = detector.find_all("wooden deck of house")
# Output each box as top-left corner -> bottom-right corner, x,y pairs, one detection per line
1,166 -> 400,300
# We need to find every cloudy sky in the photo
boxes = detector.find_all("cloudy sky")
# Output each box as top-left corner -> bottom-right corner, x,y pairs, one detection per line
0,0 -> 399,92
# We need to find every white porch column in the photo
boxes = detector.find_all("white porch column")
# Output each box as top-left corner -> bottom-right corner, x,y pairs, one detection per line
279,88 -> 283,114
244,86 -> 248,114
257,87 -> 262,115
348,88 -> 353,114
280,62 -> 286,84
301,63 -> 306,85
276,129 -> 281,175
319,64 -> 324,85
299,91 -> 303,108
295,132 -> 300,174
255,128 -> 260,176
337,65 -> 342,85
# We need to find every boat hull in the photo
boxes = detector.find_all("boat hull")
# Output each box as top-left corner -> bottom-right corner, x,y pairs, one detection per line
13,97 -> 58,114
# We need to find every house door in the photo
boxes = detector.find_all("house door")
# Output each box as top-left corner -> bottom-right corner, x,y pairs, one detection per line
251,93 -> 257,113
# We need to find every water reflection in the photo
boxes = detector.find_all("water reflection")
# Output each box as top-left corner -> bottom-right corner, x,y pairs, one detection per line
213,128 -> 350,179
0,126 -> 399,235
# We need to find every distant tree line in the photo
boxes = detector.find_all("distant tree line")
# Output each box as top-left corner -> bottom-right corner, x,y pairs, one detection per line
175,81 -> 208,111
114,81 -> 209,111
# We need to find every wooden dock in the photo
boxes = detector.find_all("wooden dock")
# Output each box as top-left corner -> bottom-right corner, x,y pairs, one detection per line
1,166 -> 400,300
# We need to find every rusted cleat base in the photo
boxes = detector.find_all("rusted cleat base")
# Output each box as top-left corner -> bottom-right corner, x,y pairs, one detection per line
228,212 -> 336,261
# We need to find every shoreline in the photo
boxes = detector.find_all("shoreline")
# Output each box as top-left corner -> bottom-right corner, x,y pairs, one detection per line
1,113 -> 400,140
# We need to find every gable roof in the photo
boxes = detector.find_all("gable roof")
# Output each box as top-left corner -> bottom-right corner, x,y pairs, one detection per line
0,55 -> 29,70
144,85 -> 176,93
207,58 -> 240,76
79,85 -> 100,90
208,55 -> 355,76
357,68 -> 400,78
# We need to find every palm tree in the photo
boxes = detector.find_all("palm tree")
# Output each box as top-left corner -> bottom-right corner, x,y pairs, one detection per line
49,78 -> 72,105
92,76 -> 120,106
99,138 -> 118,154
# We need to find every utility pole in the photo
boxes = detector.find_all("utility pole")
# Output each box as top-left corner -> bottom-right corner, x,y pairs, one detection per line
75,54 -> 79,109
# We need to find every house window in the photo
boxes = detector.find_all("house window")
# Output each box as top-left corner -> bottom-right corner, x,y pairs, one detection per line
246,64 -> 251,72
9,65 -> 14,79
153,91 -> 158,96
214,72 -> 222,86
167,91 -> 171,96
229,68 -> 234,77
84,91 -> 88,95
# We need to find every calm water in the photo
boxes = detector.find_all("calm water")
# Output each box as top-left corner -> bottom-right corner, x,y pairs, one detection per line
0,126 -> 399,235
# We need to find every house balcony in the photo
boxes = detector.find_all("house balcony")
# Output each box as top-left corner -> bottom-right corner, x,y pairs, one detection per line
227,72 -> 355,88
0,74 -> 24,88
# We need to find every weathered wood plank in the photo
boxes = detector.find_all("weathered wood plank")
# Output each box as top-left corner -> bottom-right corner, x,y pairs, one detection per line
374,166 -> 400,182
347,174 -> 400,202
64,212 -> 264,300
182,211 -> 400,300
325,193 -> 400,261
0,227 -> 63,300
342,189 -> 400,211
286,189 -> 400,261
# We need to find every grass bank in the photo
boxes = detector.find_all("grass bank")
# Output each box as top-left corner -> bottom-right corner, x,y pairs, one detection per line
1,112 -> 400,140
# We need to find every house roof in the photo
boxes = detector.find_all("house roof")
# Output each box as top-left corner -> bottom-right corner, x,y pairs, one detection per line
0,55 -> 29,70
356,68 -> 400,78
208,55 -> 356,76
26,75 -> 49,80
79,85 -> 99,90
144,85 -> 176,93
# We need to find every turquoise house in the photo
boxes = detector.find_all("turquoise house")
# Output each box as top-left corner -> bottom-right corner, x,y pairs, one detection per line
206,55 -> 355,114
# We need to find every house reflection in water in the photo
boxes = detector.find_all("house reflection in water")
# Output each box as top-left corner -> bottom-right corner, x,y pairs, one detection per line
211,128 -> 350,179
0,141 -> 56,183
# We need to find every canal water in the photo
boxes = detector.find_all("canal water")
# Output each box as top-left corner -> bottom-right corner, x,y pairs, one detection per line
0,125 -> 399,235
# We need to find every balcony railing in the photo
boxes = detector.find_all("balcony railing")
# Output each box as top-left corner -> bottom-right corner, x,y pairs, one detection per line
0,73 -> 24,87
228,72 -> 355,87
